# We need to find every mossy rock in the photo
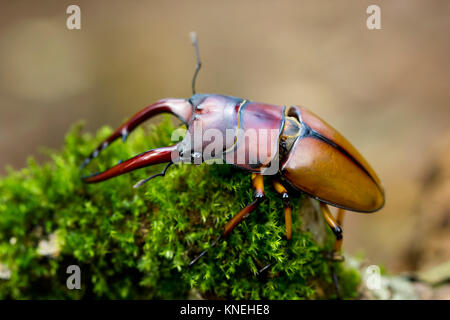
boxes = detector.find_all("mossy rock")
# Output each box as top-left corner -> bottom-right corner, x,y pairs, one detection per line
0,117 -> 360,299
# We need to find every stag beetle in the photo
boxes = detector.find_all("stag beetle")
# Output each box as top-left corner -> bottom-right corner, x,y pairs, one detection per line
81,34 -> 384,296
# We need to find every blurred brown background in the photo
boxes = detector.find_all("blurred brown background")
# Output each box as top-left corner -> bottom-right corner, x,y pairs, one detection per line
0,0 -> 449,273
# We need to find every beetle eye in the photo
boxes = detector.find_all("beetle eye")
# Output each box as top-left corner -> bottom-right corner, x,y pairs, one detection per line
286,106 -> 300,121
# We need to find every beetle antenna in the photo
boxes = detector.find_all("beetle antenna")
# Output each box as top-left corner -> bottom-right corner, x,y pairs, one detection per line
190,31 -> 201,95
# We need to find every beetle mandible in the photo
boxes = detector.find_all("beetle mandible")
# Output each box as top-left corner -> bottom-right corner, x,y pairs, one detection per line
81,33 -> 385,291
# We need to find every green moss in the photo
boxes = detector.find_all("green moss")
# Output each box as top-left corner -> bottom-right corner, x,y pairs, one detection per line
0,117 -> 359,299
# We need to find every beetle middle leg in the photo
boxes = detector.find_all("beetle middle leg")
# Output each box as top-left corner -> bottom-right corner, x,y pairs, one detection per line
188,173 -> 265,267
272,179 -> 292,241
256,179 -> 292,276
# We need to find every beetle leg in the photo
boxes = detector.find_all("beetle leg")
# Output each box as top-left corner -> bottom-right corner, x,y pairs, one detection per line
333,208 -> 345,254
320,203 -> 345,299
133,162 -> 173,188
272,179 -> 292,241
256,179 -> 292,277
320,203 -> 344,261
188,173 -> 265,267
80,98 -> 192,169
224,173 -> 265,236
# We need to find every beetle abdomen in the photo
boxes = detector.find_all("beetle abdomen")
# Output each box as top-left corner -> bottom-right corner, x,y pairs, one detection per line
281,106 -> 384,213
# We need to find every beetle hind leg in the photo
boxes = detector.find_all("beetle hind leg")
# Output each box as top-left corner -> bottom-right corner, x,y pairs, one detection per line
332,208 -> 345,259
320,203 -> 345,261
320,203 -> 346,299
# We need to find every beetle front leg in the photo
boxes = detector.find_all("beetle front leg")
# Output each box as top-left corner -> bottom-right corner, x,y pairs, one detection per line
188,173 -> 265,267
223,173 -> 265,236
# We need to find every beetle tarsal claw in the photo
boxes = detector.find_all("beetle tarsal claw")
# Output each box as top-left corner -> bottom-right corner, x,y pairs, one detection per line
322,251 -> 345,262
133,176 -> 156,189
133,179 -> 147,189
